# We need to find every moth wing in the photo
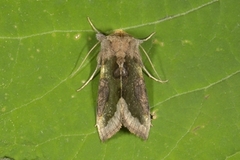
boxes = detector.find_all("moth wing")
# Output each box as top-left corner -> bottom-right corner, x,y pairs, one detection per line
121,57 -> 151,140
96,58 -> 122,141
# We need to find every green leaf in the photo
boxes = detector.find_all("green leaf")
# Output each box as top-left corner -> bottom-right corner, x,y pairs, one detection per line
1,0 -> 240,159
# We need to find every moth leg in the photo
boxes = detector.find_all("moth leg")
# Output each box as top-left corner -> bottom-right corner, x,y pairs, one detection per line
142,65 -> 168,83
77,65 -> 100,91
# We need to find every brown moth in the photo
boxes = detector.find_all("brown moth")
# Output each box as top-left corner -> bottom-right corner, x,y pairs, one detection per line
74,18 -> 167,141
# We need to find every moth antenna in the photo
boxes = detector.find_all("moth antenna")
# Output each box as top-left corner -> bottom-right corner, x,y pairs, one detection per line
87,17 -> 101,33
70,42 -> 100,78
77,65 -> 100,91
142,32 -> 155,42
140,45 -> 168,83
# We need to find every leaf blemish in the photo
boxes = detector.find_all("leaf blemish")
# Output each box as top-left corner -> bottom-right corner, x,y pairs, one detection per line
74,33 -> 81,40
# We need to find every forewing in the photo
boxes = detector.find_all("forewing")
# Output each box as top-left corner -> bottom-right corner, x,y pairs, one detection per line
121,56 -> 151,140
96,57 -> 122,141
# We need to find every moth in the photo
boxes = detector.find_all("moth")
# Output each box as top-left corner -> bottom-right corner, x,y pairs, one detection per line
73,18 -> 167,141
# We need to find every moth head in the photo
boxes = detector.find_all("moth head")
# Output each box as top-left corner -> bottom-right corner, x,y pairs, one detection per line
112,29 -> 129,37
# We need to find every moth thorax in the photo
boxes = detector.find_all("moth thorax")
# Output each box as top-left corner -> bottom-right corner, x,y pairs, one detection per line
116,57 -> 125,66
116,51 -> 126,58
